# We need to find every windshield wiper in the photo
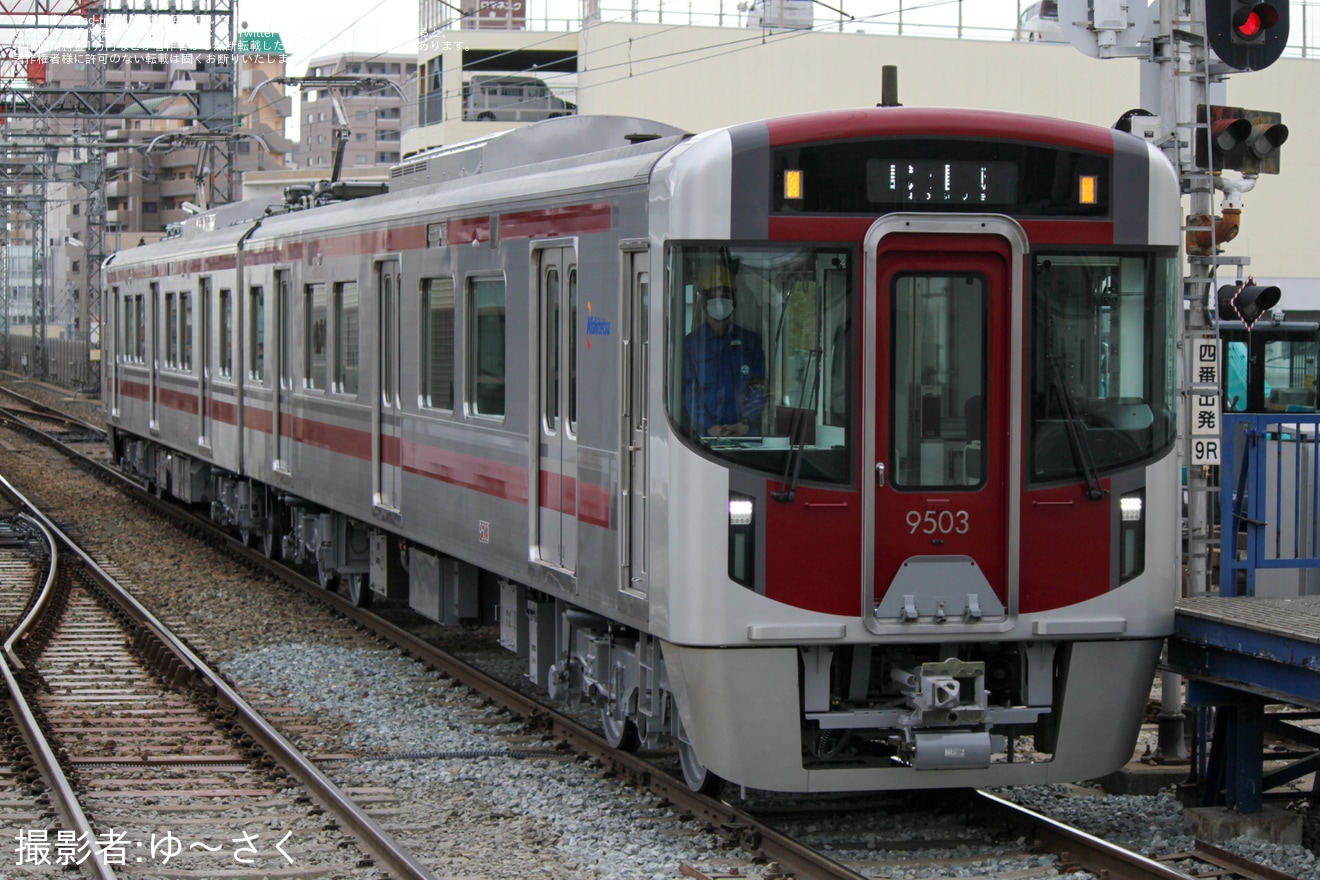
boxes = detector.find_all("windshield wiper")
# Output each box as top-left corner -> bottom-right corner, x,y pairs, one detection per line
1047,346 -> 1108,501
772,347 -> 820,503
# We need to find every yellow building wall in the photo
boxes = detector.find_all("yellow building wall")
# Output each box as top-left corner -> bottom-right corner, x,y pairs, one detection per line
407,22 -> 1320,286
578,24 -> 1318,287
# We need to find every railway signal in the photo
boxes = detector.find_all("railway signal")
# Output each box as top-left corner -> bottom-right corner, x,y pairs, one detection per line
1195,106 -> 1288,174
1217,278 -> 1281,329
1206,0 -> 1289,70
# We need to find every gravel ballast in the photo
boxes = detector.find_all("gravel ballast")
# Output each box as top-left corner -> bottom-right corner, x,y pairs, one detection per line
3,375 -> 1320,879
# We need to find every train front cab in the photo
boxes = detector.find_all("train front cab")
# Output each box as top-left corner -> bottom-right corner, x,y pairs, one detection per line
651,110 -> 1181,792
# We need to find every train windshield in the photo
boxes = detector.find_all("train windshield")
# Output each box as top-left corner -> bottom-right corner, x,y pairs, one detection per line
1030,251 -> 1178,482
667,245 -> 853,484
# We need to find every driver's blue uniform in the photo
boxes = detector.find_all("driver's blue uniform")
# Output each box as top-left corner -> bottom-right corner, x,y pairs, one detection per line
683,322 -> 766,435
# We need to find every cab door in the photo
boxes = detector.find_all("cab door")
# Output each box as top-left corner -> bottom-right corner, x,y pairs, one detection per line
536,247 -> 578,572
865,217 -> 1024,629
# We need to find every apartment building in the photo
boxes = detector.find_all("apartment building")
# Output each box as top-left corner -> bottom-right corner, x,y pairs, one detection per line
293,53 -> 416,172
0,36 -> 293,344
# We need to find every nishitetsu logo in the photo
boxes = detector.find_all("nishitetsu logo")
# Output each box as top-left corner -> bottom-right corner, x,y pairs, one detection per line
585,303 -> 611,348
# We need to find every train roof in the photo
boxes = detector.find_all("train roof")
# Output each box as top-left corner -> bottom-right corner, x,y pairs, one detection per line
388,114 -> 690,192
749,106 -> 1129,153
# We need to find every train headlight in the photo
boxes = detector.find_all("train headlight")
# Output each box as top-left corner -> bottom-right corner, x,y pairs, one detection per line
728,493 -> 756,588
729,497 -> 754,526
1119,490 -> 1146,583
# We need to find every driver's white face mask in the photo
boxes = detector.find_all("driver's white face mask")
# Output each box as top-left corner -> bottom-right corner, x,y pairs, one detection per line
706,297 -> 734,321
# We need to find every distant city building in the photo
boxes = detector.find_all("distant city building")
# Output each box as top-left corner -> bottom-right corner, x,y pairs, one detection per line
2,35 -> 293,343
292,53 -> 416,173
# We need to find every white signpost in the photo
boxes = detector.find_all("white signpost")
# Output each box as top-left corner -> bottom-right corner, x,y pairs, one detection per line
1190,337 -> 1222,467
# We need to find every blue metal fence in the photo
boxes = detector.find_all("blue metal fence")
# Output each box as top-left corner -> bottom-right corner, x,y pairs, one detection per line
1220,413 -> 1320,596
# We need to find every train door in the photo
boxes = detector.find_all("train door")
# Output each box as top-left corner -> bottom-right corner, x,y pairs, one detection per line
621,249 -> 649,597
198,277 -> 211,446
275,270 -> 293,472
375,259 -> 402,511
536,247 -> 578,572
149,282 -> 160,429
865,218 -> 1023,626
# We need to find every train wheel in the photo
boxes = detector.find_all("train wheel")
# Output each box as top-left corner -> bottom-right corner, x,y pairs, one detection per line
261,508 -> 283,561
345,573 -> 372,608
677,729 -> 724,796
601,709 -> 640,753
317,557 -> 340,592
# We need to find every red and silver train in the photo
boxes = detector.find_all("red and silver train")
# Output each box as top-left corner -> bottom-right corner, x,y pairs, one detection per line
103,107 -> 1180,793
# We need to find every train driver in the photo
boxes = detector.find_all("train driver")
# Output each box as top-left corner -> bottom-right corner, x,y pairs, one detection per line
683,265 -> 767,438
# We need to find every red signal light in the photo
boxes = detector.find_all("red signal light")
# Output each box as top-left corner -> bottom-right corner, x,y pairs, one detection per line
1232,4 -> 1278,41
1209,0 -> 1288,68
1235,10 -> 1262,38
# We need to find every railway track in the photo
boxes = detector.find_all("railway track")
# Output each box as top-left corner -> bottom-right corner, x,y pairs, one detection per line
0,510 -> 79,878
0,376 -> 1306,880
0,475 -> 430,879
0,383 -> 108,464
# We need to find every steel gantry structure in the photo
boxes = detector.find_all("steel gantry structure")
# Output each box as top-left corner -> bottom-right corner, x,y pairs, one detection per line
0,0 -> 237,382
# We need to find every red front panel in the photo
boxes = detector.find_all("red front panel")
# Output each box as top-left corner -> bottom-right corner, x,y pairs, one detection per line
1019,481 -> 1112,612
763,485 -> 863,616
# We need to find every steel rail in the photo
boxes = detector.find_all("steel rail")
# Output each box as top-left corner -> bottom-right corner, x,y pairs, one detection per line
8,426 -> 1191,880
0,383 -> 107,437
0,489 -> 116,880
0,474 -> 439,880
975,790 -> 1198,880
254,565 -> 871,880
1185,839 -> 1300,880
0,388 -> 1240,880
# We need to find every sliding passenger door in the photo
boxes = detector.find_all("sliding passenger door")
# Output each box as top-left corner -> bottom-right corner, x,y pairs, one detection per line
536,247 -> 578,572
375,259 -> 402,512
621,250 -> 649,598
198,277 -> 211,446
149,282 -> 160,429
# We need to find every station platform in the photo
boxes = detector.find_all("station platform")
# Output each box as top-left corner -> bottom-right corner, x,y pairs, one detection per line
1165,595 -> 1320,815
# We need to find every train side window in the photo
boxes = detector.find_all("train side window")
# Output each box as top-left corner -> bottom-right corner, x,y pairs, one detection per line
544,267 -> 560,431
421,277 -> 455,410
181,291 -> 193,373
165,292 -> 177,368
249,286 -> 265,382
569,267 -> 578,433
334,281 -> 359,396
304,282 -> 327,391
468,277 -> 506,418
118,289 -> 129,363
278,273 -> 293,389
219,289 -> 233,378
135,294 -> 146,362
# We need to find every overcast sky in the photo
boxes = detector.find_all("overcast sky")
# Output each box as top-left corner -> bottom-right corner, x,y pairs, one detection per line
246,0 -> 1034,66
18,1 -> 1314,65
238,0 -> 423,68
40,0 -> 1035,70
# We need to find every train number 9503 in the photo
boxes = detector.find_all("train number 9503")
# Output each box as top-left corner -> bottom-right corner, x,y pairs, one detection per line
906,509 -> 970,535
